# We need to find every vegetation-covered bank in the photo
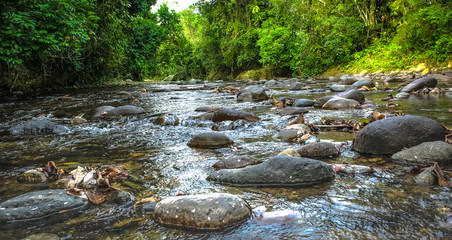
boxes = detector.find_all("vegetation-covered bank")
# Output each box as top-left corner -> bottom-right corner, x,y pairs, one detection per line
1,0 -> 451,90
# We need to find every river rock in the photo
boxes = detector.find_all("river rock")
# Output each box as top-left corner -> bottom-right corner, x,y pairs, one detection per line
337,89 -> 366,103
18,169 -> 47,183
314,96 -> 335,107
264,79 -> 277,87
153,193 -> 251,230
289,81 -> 305,90
395,92 -> 410,99
296,142 -> 339,158
9,119 -> 69,135
212,108 -> 260,122
353,116 -> 445,155
391,141 -> 452,165
256,210 -> 300,225
153,114 -> 180,126
278,107 -> 309,116
414,167 -> 436,185
91,106 -> 115,118
322,97 -> 360,109
22,233 -> 60,240
104,105 -> 145,118
273,129 -> 300,142
237,86 -> 268,102
213,156 -> 262,170
293,99 -> 315,107
352,78 -> 374,88
187,132 -> 233,149
208,156 -> 335,187
195,106 -> 219,112
432,74 -> 452,85
194,112 -> 214,121
401,76 -> 437,92
0,189 -> 87,223
328,84 -> 354,92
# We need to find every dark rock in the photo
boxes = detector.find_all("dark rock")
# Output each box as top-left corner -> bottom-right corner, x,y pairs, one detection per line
322,98 -> 360,109
310,89 -> 326,93
337,89 -> 366,103
353,116 -> 445,155
153,193 -> 251,230
278,107 -> 308,116
414,167 -> 436,185
91,106 -> 115,119
0,189 -> 87,223
289,82 -> 305,90
391,141 -> 452,165
401,76 -> 438,92
352,78 -> 374,88
104,105 -> 145,118
237,86 -> 268,102
212,108 -> 260,122
187,132 -> 234,149
194,112 -> 214,121
296,142 -> 339,158
314,96 -> 335,107
293,99 -> 315,107
208,156 -> 335,187
213,156 -> 262,170
9,119 -> 69,135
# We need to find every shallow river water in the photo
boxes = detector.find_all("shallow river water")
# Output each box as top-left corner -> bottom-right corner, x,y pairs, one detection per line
0,80 -> 451,239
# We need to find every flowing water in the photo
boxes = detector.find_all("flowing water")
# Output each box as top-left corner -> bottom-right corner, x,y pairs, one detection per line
0,81 -> 451,239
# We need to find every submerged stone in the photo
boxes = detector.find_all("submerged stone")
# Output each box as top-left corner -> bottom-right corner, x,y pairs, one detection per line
9,119 -> 69,135
296,142 -> 339,158
153,193 -> 251,230
0,189 -> 87,223
187,132 -> 234,149
353,115 -> 445,155
208,156 -> 335,187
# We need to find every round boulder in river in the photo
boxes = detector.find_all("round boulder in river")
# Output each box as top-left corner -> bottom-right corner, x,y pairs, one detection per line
352,115 -> 445,155
237,85 -> 268,102
401,76 -> 437,93
187,132 -> 234,149
153,193 -> 251,230
103,105 -> 145,118
0,189 -> 87,223
322,98 -> 360,110
391,141 -> 452,165
208,156 -> 335,187
296,142 -> 339,158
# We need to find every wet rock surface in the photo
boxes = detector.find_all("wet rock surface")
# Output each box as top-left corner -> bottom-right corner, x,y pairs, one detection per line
187,132 -> 234,149
353,115 -> 445,155
322,98 -> 360,109
296,142 -> 339,158
208,156 -> 335,187
391,141 -> 452,165
103,105 -> 146,118
213,156 -> 262,170
18,169 -> 47,183
212,108 -> 260,122
9,119 -> 69,135
336,89 -> 366,103
293,99 -> 315,107
153,193 -> 251,230
400,76 -> 437,92
0,190 -> 87,223
237,86 -> 268,102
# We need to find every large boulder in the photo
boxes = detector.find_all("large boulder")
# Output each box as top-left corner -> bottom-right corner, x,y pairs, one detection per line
314,96 -> 335,108
322,98 -> 360,110
104,105 -> 145,118
9,119 -> 69,135
91,106 -> 115,119
391,141 -> 452,165
352,78 -> 374,88
237,86 -> 268,102
212,108 -> 260,122
0,190 -> 87,223
187,132 -> 233,149
153,193 -> 251,230
208,156 -> 335,187
296,142 -> 339,158
353,116 -> 445,155
337,89 -> 365,103
400,76 -> 437,92
213,156 -> 262,170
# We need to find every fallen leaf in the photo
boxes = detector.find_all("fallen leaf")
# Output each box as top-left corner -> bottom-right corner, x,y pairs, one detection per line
431,162 -> 450,187
86,190 -> 106,204
133,196 -> 162,208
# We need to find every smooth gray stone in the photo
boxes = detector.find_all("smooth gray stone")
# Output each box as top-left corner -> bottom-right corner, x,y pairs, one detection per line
391,141 -> 452,165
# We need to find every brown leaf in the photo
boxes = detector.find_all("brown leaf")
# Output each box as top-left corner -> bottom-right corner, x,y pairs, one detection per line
431,162 -> 450,187
288,113 -> 304,126
133,196 -> 162,208
86,190 -> 106,204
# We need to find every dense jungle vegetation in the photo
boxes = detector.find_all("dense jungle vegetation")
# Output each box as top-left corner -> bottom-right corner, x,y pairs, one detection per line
0,0 -> 451,90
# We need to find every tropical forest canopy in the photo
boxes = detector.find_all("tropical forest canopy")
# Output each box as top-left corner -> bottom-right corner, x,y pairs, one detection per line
0,0 -> 451,90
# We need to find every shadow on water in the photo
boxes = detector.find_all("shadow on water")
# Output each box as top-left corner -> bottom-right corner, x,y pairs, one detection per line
0,82 -> 451,239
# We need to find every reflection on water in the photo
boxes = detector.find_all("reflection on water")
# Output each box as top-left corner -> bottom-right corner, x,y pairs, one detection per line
0,82 -> 451,239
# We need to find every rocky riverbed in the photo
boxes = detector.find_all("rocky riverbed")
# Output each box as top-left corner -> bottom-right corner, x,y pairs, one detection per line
0,70 -> 452,239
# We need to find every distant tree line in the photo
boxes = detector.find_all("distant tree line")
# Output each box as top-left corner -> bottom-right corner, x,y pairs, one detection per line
0,0 -> 451,90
